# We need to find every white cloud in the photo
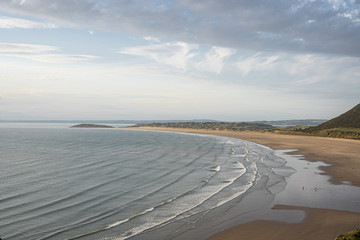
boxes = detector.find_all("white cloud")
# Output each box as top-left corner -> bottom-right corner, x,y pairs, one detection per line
120,40 -> 236,74
3,88 -> 60,97
14,54 -> 99,64
119,41 -> 198,70
236,53 -> 280,76
144,36 -> 160,43
288,54 -> 360,85
0,42 -> 59,54
0,42 -> 98,63
235,52 -> 360,89
196,47 -> 236,74
0,16 -> 56,29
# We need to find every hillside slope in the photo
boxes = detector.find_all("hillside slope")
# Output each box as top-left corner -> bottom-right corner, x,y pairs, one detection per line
310,104 -> 360,130
302,104 -> 360,139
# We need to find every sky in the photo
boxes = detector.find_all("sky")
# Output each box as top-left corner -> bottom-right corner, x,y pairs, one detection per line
0,0 -> 359,121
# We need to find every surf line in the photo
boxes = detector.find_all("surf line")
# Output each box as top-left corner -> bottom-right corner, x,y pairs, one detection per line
65,164 -> 223,240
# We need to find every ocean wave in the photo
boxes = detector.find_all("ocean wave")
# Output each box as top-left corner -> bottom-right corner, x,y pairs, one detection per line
0,129 -> 291,240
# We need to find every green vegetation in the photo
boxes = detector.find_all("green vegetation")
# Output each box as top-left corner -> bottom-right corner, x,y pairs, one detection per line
310,128 -> 360,139
302,104 -> 360,139
254,119 -> 327,126
272,128 -> 360,140
133,122 -> 275,131
336,229 -> 360,240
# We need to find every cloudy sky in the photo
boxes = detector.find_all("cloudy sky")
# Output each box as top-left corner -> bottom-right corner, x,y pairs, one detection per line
0,0 -> 359,121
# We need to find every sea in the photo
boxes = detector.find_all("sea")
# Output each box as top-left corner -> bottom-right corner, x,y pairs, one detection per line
1,123 -> 359,240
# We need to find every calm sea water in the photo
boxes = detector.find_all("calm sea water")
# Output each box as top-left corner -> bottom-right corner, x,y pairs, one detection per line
0,124 -> 293,240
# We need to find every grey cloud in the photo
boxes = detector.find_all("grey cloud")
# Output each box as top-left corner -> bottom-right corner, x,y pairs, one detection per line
0,0 -> 359,56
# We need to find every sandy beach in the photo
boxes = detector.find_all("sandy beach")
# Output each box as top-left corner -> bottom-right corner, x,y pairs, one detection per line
130,127 -> 360,240
208,205 -> 360,240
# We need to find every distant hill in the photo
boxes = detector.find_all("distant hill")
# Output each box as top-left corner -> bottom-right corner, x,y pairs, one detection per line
308,104 -> 360,131
133,122 -> 274,131
71,123 -> 113,128
253,119 -> 327,127
302,104 -> 360,139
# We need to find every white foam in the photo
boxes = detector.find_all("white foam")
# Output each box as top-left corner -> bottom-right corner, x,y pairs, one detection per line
106,219 -> 129,229
106,207 -> 154,229
234,161 -> 245,169
113,166 -> 249,240
216,184 -> 252,207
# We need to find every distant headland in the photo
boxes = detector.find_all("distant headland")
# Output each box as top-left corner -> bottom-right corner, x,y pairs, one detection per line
70,123 -> 113,128
131,103 -> 360,140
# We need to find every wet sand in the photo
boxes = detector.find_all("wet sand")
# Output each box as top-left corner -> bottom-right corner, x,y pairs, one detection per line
208,205 -> 360,240
129,127 -> 360,240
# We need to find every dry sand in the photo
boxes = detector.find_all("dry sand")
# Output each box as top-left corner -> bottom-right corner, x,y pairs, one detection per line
129,127 -> 360,240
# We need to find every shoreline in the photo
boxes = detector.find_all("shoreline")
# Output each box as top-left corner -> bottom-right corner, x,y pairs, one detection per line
124,127 -> 360,240
128,127 -> 360,186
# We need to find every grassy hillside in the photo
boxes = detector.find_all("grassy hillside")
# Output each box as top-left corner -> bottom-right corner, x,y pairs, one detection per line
309,104 -> 360,130
336,229 -> 360,240
301,104 -> 360,139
